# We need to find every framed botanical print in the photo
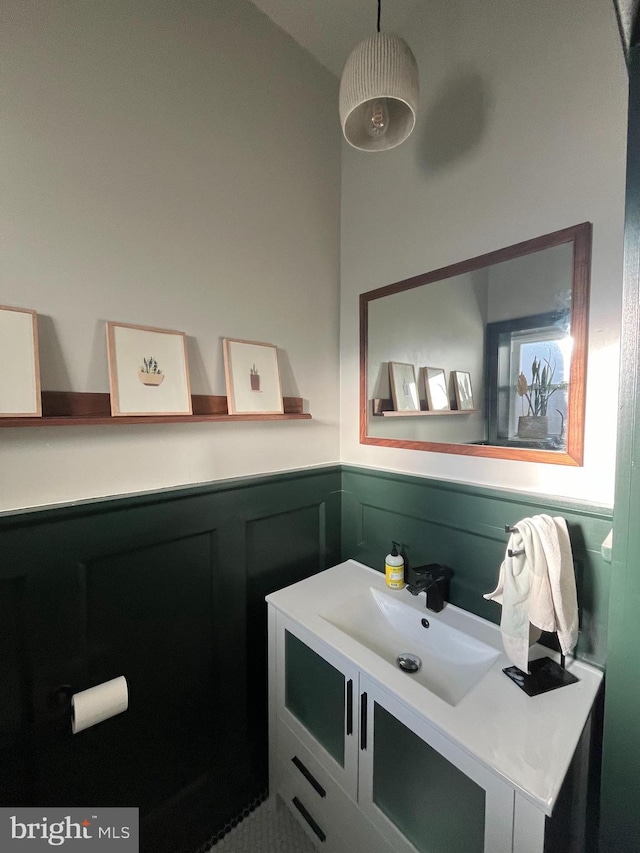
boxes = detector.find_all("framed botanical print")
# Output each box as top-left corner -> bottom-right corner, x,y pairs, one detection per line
223,338 -> 283,415
389,362 -> 419,412
106,321 -> 192,416
453,370 -> 475,411
423,367 -> 450,412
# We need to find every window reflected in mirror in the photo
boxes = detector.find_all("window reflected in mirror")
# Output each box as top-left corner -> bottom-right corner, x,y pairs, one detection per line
486,310 -> 571,451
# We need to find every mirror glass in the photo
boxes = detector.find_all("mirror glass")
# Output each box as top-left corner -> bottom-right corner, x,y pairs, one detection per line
360,223 -> 591,465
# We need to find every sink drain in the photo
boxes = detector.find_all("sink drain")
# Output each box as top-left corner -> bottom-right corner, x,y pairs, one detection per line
397,653 -> 422,673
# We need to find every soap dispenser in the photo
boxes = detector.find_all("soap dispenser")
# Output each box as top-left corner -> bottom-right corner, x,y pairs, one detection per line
385,542 -> 405,589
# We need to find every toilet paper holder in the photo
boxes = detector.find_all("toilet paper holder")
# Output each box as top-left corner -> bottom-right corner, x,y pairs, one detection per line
49,684 -> 73,716
49,677 -> 129,734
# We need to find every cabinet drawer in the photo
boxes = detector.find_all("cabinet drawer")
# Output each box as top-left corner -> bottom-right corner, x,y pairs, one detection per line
276,717 -> 353,802
277,767 -> 345,852
275,719 -> 392,853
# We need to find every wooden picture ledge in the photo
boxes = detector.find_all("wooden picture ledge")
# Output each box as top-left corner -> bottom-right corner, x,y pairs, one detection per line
0,391 -> 310,427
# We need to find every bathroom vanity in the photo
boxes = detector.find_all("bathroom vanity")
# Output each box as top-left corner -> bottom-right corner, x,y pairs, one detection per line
266,560 -> 603,853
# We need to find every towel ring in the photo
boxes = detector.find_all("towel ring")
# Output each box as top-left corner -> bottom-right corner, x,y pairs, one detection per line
502,522 -> 571,675
505,526 -> 523,557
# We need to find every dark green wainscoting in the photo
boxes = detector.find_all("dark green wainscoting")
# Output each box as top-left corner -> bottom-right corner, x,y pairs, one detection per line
0,466 -> 342,853
341,466 -> 612,668
340,465 -> 613,853
0,462 -> 614,853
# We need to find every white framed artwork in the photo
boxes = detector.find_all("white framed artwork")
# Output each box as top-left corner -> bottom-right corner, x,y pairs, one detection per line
223,339 -> 283,415
453,370 -> 475,410
106,321 -> 192,416
0,305 -> 41,417
389,362 -> 419,412
423,366 -> 450,412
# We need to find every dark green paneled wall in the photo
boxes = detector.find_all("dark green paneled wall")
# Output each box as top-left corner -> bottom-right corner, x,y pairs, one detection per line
0,462 -> 614,852
341,466 -> 612,667
0,466 -> 342,853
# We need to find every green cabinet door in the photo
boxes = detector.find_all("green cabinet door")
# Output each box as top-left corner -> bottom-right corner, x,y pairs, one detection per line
359,676 -> 514,853
373,702 -> 485,853
276,616 -> 359,799
285,630 -> 346,767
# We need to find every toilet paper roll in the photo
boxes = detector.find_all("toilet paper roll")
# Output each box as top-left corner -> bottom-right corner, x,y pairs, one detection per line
71,676 -> 128,734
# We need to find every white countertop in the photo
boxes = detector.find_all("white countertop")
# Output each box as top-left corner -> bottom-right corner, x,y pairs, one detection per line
266,559 -> 603,816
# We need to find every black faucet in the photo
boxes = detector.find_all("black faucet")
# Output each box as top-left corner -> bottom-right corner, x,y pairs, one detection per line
405,564 -> 452,612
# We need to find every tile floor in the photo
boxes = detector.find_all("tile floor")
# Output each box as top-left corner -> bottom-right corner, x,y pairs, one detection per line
209,799 -> 317,853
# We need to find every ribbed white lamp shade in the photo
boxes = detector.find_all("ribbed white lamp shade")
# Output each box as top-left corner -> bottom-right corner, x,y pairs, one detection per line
339,33 -> 419,151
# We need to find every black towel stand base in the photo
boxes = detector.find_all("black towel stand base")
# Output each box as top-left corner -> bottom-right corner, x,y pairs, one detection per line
503,657 -> 579,697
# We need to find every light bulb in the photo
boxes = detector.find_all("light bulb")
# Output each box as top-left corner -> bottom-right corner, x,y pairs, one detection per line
365,99 -> 390,138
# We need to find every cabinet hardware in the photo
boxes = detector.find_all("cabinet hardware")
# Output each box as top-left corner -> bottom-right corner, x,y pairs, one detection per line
360,692 -> 368,750
291,756 -> 326,798
292,797 -> 326,842
346,679 -> 353,735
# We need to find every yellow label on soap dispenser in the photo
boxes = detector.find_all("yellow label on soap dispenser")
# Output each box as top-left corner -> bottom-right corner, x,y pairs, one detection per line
385,562 -> 405,589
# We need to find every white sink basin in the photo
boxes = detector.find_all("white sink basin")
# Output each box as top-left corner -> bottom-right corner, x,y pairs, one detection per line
321,586 -> 501,706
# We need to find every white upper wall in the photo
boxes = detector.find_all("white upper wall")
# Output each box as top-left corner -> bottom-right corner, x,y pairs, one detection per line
340,0 -> 627,505
1,0 -> 342,511
486,242 -> 573,324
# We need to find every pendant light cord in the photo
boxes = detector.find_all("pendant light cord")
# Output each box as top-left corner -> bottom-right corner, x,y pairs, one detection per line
377,0 -> 381,32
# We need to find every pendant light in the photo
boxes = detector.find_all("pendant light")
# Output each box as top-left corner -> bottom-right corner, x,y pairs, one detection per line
339,0 -> 419,152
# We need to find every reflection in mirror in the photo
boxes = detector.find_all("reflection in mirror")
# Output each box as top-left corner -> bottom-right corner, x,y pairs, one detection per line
360,223 -> 591,465
424,367 -> 450,411
389,362 -> 420,412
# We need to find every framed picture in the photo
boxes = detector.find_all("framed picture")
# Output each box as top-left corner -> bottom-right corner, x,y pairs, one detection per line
423,367 -> 450,412
453,370 -> 475,410
106,321 -> 192,416
223,338 -> 283,415
0,305 -> 41,417
389,362 -> 419,412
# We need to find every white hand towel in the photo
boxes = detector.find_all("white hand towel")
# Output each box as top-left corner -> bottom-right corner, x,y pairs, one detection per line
484,515 -> 578,673
530,515 -> 579,657
484,521 -> 543,673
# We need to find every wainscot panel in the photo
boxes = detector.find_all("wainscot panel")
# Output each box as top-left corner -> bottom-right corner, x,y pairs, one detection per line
0,465 -> 342,853
340,465 -> 612,668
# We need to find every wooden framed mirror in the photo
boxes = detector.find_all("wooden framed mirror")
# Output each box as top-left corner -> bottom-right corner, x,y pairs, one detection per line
360,222 -> 592,465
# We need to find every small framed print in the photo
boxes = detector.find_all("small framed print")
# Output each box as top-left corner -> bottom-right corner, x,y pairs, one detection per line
223,338 -> 283,415
423,367 -> 450,412
0,305 -> 41,417
106,321 -> 192,416
453,370 -> 475,410
389,362 -> 419,412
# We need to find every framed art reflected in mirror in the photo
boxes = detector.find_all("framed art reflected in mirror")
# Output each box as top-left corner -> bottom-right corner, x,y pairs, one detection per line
424,367 -> 450,411
453,371 -> 474,411
389,362 -> 420,412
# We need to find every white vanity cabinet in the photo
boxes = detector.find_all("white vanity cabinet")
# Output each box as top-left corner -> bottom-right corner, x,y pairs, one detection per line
267,561 -> 603,853
269,611 -> 384,852
270,611 -> 514,853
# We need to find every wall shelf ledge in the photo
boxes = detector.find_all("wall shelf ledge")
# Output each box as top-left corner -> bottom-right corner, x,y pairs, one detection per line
372,398 -> 478,416
0,391 -> 311,427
